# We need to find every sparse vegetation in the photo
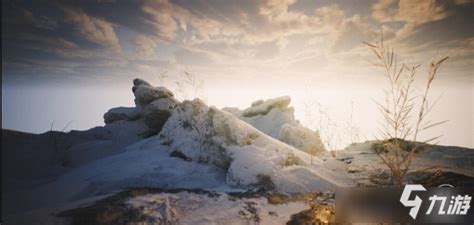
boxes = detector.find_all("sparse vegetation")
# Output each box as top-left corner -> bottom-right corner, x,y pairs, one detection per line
254,174 -> 276,191
364,34 -> 448,185
302,99 -> 361,157
155,69 -> 206,101
281,152 -> 302,167
175,70 -> 206,101
343,101 -> 360,145
49,121 -> 74,166
243,133 -> 259,145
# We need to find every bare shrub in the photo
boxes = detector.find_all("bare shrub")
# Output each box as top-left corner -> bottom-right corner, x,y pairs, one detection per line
175,70 -> 205,101
364,35 -> 448,185
156,70 -> 206,101
343,101 -> 360,145
302,99 -> 361,157
49,121 -> 74,166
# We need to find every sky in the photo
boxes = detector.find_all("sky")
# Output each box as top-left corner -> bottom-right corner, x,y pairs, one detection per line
2,0 -> 473,148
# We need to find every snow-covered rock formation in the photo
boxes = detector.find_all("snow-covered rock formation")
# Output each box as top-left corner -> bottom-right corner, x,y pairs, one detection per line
158,98 -> 346,192
104,78 -> 178,133
224,96 -> 326,155
102,79 -> 336,192
104,80 -> 350,193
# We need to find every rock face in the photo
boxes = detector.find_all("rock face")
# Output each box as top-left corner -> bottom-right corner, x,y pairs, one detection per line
224,96 -> 326,155
103,78 -> 178,132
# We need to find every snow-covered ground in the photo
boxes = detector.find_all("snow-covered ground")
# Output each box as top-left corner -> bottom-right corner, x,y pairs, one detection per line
126,192 -> 308,225
2,78 -> 473,224
5,188 -> 318,225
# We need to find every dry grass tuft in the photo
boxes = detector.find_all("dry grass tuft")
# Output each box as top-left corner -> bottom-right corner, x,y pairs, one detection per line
364,33 -> 448,185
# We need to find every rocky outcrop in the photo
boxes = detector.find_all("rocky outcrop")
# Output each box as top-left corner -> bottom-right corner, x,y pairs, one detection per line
104,80 -> 326,155
103,78 -> 178,132
100,79 -> 332,190
132,78 -> 174,108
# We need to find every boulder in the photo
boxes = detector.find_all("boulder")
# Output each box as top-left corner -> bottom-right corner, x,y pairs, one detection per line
242,96 -> 291,117
143,109 -> 171,132
147,97 -> 179,112
133,78 -> 151,87
132,78 -> 151,93
251,99 -> 264,107
142,98 -> 179,131
134,85 -> 174,107
103,78 -> 179,132
103,107 -> 140,124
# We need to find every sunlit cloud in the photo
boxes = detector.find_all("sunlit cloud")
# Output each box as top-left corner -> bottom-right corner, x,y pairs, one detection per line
2,0 -> 472,84
62,6 -> 122,52
372,0 -> 449,25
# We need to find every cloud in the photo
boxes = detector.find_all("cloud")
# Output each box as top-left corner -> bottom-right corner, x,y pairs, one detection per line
330,15 -> 375,53
174,48 -> 213,65
372,0 -> 449,25
134,34 -> 159,59
289,52 -> 328,72
389,1 -> 473,52
141,1 -> 180,40
372,0 -> 398,22
62,6 -> 121,52
254,38 -> 287,60
2,0 -> 473,85
454,0 -> 473,5
139,0 -> 327,46
315,4 -> 345,27
136,0 -> 330,68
